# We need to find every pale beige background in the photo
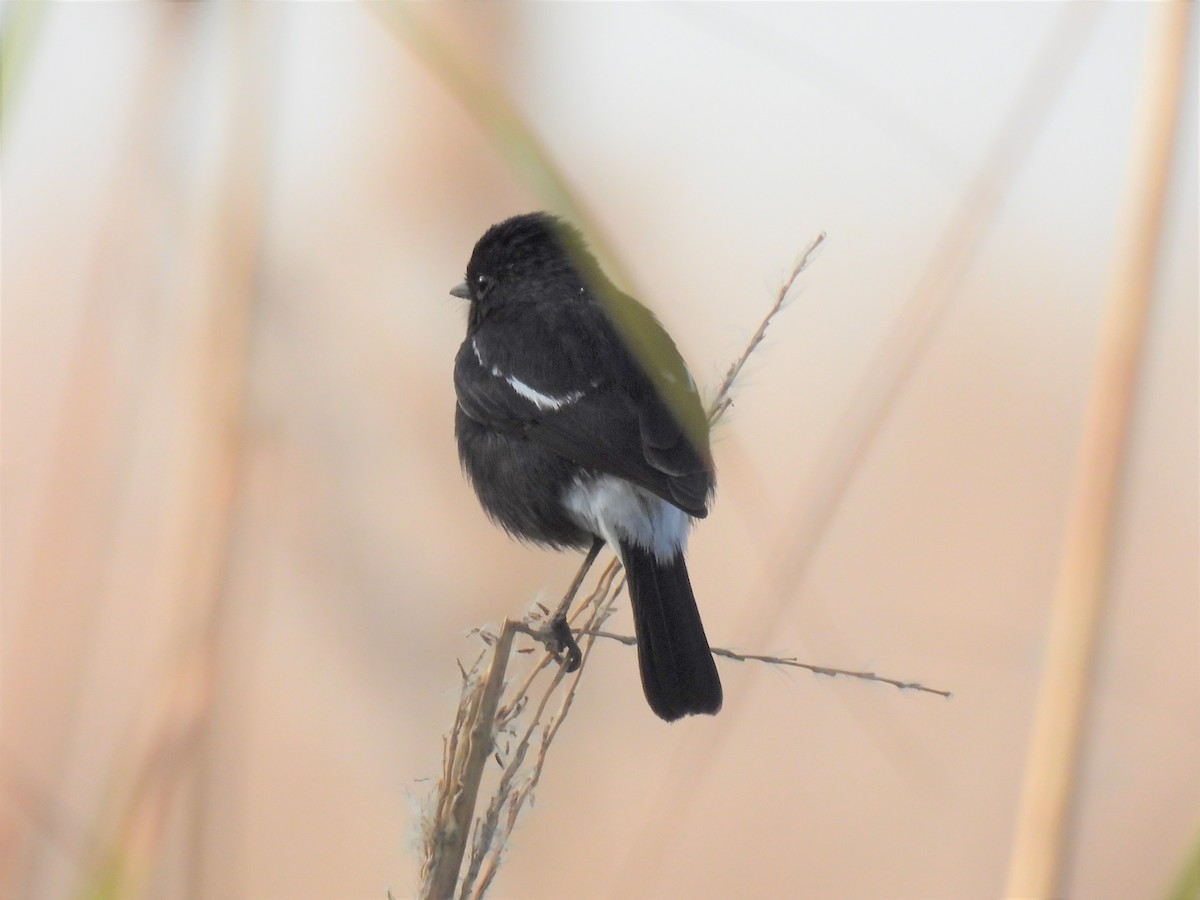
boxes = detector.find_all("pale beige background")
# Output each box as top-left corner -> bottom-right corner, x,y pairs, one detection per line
3,3 -> 1197,899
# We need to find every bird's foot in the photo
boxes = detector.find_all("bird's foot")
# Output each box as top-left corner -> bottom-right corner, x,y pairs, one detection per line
546,614 -> 582,672
514,615 -> 582,672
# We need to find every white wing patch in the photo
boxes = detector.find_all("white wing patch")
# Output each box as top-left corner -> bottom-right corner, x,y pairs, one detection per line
473,337 -> 583,412
503,375 -> 584,412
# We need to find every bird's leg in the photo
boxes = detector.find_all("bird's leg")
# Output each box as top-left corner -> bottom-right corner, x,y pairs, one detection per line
513,539 -> 603,672
544,537 -> 603,672
553,537 -> 604,621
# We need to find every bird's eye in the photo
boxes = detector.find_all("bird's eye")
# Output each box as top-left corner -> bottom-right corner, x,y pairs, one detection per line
475,273 -> 495,299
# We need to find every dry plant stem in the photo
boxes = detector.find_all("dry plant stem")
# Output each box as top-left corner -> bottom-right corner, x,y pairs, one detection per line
580,631 -> 951,698
460,663 -> 569,897
497,563 -> 619,723
423,623 -> 518,900
464,567 -> 624,900
1004,4 -> 1193,897
709,232 -> 826,427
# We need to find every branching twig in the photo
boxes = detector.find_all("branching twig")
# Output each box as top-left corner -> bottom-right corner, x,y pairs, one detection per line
421,624 -> 517,899
462,564 -> 624,900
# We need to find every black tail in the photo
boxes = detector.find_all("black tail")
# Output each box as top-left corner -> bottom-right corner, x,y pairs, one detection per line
619,540 -> 722,722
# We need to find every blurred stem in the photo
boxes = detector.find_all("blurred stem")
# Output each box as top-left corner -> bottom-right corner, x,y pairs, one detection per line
370,4 -> 727,453
367,3 -> 633,290
80,4 -> 274,897
0,0 -> 49,142
613,6 -> 1105,894
1004,3 -> 1193,897
1165,823 -> 1200,900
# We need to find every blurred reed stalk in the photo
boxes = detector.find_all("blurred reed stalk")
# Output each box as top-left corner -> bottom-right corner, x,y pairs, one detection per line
1,8 -> 193,898
611,8 -> 1105,891
0,0 -> 48,140
97,6 -> 274,895
371,3 -> 715,457
367,3 -> 633,290
1004,4 -> 1193,897
8,4 -> 279,897
1166,821 -> 1200,900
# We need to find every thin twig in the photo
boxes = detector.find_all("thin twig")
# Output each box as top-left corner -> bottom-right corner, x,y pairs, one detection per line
709,231 -> 825,426
580,629 -> 951,698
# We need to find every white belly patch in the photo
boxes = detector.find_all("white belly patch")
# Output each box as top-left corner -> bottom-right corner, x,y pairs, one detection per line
563,475 -> 689,563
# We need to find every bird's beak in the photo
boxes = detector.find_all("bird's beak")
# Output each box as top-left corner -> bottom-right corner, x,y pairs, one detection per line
450,282 -> 471,300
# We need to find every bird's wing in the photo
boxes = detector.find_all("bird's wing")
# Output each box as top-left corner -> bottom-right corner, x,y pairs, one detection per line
454,303 -> 713,517
528,391 -> 712,517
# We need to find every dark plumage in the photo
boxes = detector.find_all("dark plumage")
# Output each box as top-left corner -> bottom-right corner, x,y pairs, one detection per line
451,212 -> 721,721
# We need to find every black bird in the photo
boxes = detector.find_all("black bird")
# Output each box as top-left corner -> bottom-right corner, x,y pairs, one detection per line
449,212 -> 722,722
